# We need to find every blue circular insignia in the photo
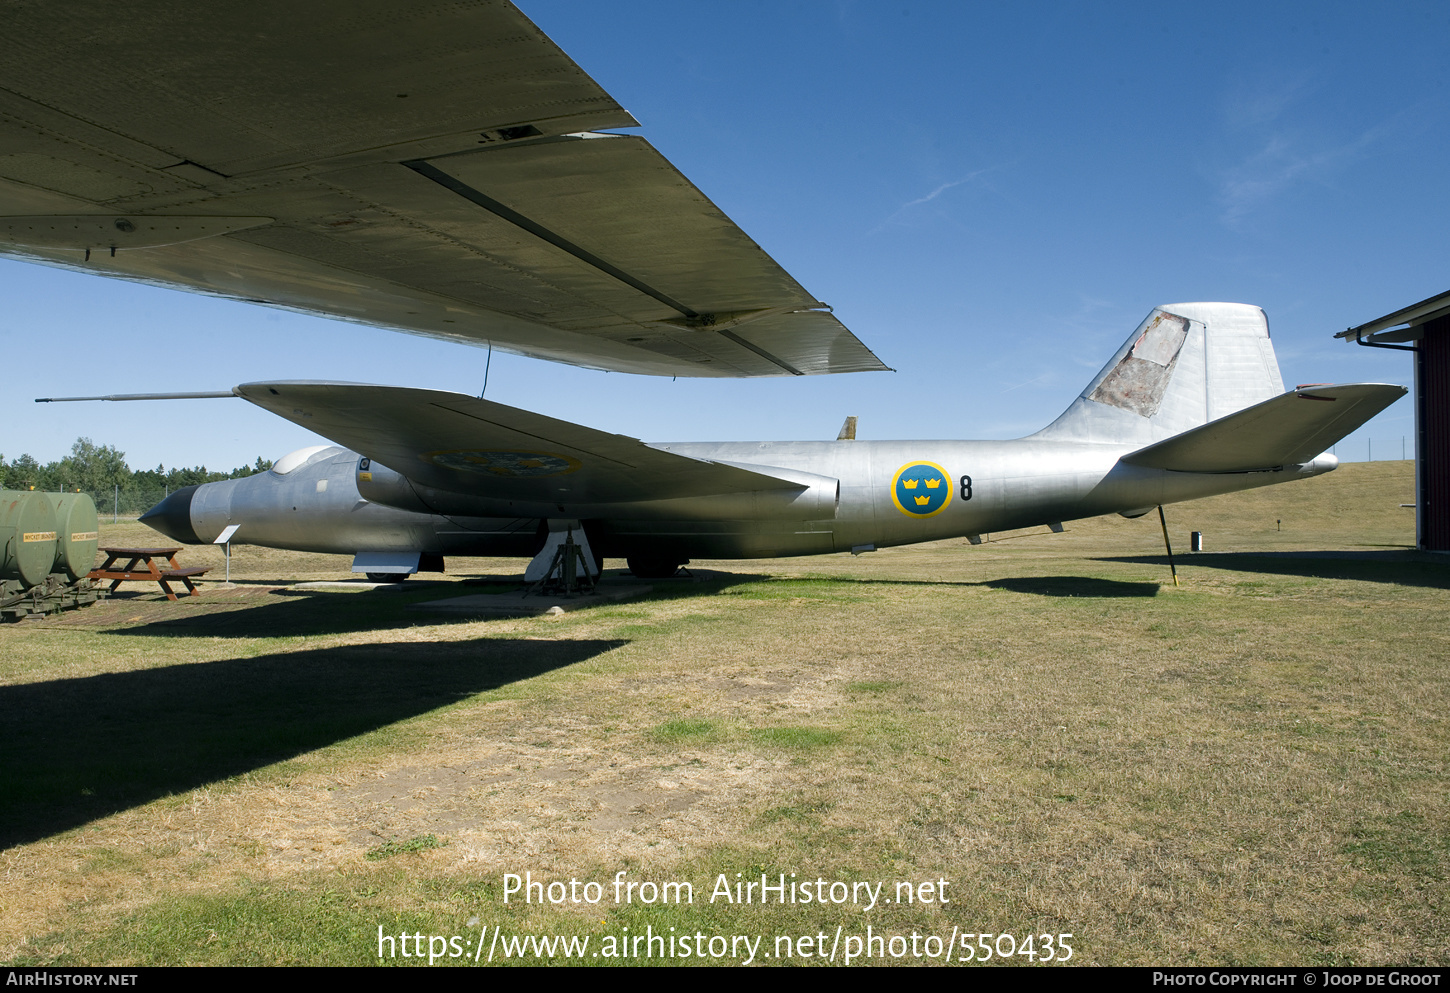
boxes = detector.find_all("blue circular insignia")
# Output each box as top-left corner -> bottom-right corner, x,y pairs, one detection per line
891,461 -> 952,518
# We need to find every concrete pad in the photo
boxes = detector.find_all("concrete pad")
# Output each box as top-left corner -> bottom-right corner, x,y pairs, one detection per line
291,580 -> 417,591
410,581 -> 653,616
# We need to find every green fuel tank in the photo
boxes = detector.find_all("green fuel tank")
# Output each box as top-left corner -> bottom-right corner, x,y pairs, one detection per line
1,490 -> 59,587
49,492 -> 99,582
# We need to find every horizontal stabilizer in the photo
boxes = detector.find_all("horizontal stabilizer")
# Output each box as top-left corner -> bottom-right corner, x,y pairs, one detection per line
1120,384 -> 1406,472
234,382 -> 810,504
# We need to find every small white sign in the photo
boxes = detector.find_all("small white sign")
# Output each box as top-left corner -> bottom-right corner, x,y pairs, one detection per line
214,524 -> 240,544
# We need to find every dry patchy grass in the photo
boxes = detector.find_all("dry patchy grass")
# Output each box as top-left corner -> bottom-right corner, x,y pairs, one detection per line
0,462 -> 1444,966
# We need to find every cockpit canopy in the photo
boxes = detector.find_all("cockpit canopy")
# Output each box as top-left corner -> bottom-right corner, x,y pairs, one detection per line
270,445 -> 336,476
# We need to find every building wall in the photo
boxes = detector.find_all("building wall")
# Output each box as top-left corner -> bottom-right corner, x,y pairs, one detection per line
1419,315 -> 1450,550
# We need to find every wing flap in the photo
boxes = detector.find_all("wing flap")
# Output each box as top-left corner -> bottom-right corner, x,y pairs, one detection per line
235,382 -> 808,504
411,135 -> 818,316
1120,384 -> 1407,472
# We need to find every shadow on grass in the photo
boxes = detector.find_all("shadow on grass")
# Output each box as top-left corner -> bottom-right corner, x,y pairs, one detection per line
725,576 -> 982,590
625,570 -> 771,596
982,576 -> 1160,598
0,637 -> 623,850
97,585 -> 466,639
1098,551 -> 1450,589
719,575 -> 1158,596
104,573 -> 774,638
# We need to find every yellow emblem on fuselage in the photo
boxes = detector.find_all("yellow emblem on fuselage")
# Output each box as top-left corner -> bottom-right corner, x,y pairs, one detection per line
891,460 -> 953,519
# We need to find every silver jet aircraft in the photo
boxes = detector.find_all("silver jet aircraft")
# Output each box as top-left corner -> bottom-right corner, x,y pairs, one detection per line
137,302 -> 1403,580
6,2 -> 1403,576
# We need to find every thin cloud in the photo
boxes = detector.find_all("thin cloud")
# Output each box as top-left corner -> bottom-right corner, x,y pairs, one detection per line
875,168 -> 997,231
1223,73 -> 1315,133
1213,72 -> 1413,230
997,372 -> 1050,395
1217,124 -> 1388,229
901,176 -> 977,209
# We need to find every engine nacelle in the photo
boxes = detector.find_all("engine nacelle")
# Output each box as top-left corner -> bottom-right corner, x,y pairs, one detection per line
355,455 -> 839,522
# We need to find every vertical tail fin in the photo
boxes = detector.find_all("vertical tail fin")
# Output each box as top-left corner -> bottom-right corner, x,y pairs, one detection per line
1032,302 -> 1284,445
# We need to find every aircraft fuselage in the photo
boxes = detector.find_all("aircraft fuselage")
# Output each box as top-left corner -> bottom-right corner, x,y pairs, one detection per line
144,439 -> 1336,564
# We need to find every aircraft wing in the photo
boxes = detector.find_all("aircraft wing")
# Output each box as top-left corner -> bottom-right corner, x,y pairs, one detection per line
234,381 -> 808,504
1120,384 -> 1406,472
0,2 -> 886,378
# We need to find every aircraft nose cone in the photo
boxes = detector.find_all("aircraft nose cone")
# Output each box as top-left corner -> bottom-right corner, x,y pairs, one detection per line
139,485 -> 202,544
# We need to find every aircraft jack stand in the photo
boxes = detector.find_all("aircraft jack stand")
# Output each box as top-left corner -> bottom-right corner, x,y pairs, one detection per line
528,527 -> 596,597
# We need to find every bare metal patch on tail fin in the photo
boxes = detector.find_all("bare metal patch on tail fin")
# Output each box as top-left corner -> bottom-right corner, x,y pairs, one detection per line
1087,312 -> 1189,417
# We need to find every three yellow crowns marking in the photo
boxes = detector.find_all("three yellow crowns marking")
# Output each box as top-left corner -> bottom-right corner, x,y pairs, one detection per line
891,462 -> 951,518
901,478 -> 942,505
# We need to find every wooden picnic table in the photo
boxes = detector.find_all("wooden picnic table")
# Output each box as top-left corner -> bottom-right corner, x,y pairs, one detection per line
89,547 -> 210,600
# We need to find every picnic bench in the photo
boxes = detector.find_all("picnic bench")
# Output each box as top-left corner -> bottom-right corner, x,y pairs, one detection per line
89,547 -> 210,600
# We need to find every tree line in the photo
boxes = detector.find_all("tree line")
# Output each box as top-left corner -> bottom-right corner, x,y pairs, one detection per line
1,438 -> 273,515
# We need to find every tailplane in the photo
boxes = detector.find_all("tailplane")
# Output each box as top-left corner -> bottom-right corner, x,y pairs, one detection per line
1121,383 -> 1406,472
1033,303 -> 1283,446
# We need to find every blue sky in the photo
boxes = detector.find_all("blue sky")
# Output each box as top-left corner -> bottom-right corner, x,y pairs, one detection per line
4,1 -> 1443,470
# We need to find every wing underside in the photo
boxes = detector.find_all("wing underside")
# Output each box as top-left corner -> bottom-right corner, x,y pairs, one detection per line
0,1 -> 886,378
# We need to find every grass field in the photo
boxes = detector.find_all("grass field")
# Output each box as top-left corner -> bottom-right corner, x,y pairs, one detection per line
1,461 -> 1444,967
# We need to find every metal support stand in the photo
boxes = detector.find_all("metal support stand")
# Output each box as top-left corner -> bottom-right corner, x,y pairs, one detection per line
1157,505 -> 1179,587
533,527 -> 596,596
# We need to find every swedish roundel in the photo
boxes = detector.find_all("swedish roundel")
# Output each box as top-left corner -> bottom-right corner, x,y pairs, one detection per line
891,461 -> 952,518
